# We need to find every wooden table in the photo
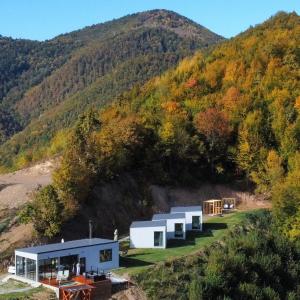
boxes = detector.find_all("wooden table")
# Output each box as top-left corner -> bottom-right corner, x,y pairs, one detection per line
60,284 -> 94,300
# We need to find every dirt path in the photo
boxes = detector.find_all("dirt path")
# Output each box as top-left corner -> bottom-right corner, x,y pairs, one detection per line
0,160 -> 55,210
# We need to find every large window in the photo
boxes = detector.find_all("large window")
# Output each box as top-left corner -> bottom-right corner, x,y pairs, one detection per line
60,255 -> 78,274
100,249 -> 112,263
192,216 -> 201,229
16,256 -> 25,277
174,223 -> 184,237
26,258 -> 36,281
38,258 -> 58,280
154,231 -> 163,247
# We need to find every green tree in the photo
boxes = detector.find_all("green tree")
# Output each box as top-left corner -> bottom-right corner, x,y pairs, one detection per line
19,185 -> 63,238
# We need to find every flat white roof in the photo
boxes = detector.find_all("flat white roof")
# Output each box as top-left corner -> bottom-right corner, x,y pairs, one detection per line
130,220 -> 166,228
171,206 -> 202,212
152,213 -> 185,220
16,238 -> 117,255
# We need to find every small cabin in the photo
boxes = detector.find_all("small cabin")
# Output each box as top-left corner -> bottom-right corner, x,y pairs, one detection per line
14,238 -> 119,283
203,199 -> 223,215
130,220 -> 167,249
152,213 -> 186,240
170,206 -> 202,231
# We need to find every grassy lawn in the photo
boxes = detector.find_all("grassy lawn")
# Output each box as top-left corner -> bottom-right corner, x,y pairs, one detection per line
0,279 -> 29,291
116,211 -> 250,275
0,279 -> 56,300
0,286 -> 55,300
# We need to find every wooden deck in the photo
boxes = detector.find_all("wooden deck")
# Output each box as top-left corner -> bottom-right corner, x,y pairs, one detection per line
40,275 -> 112,299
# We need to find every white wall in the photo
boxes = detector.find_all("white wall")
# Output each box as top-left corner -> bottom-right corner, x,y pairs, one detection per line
166,218 -> 186,239
130,226 -> 166,249
152,218 -> 186,240
15,251 -> 37,261
185,211 -> 203,231
170,209 -> 203,231
37,242 -> 119,272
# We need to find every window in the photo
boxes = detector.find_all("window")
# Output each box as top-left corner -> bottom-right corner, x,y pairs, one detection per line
38,258 -> 58,280
154,231 -> 163,247
16,256 -> 25,277
60,255 -> 78,273
26,258 -> 36,281
174,223 -> 183,237
100,249 -> 112,263
192,216 -> 201,229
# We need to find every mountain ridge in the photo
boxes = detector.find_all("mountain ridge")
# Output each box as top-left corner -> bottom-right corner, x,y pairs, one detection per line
0,9 -> 224,170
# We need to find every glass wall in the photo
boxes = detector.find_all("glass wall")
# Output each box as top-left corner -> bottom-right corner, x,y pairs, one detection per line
26,258 -> 36,281
16,256 -> 25,277
60,255 -> 78,275
38,258 -> 58,280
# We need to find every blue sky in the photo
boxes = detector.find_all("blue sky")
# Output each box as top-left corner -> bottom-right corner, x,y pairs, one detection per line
0,0 -> 299,41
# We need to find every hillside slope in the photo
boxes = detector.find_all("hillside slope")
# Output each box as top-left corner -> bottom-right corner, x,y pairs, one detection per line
42,11 -> 299,238
0,9 -> 223,170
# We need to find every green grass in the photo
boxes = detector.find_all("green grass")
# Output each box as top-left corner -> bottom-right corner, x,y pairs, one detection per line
116,211 -> 250,275
0,279 -> 29,290
0,286 -> 52,300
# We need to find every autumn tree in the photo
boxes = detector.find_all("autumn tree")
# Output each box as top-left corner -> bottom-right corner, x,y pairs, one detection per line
53,109 -> 100,217
272,152 -> 300,240
251,150 -> 284,193
236,110 -> 269,181
194,108 -> 231,175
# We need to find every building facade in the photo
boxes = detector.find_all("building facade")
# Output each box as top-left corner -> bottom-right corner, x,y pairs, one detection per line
152,213 -> 186,240
170,206 -> 203,231
130,220 -> 167,249
15,238 -> 119,282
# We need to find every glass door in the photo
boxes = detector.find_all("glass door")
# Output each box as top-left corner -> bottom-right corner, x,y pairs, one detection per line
192,216 -> 200,229
174,223 -> 183,237
154,231 -> 163,247
80,257 -> 86,274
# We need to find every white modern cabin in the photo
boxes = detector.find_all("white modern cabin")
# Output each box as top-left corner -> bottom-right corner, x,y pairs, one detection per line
14,238 -> 119,283
152,213 -> 186,240
130,220 -> 166,249
170,206 -> 203,231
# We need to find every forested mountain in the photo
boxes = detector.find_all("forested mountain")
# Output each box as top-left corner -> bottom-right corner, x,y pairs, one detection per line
12,11 -> 300,299
18,11 -> 300,238
0,9 -> 222,163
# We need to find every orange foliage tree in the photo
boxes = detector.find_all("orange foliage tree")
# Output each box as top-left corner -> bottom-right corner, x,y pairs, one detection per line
194,108 -> 231,174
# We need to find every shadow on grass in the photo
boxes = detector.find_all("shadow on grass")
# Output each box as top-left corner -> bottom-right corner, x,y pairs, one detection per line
203,222 -> 228,231
120,256 -> 153,268
167,223 -> 228,248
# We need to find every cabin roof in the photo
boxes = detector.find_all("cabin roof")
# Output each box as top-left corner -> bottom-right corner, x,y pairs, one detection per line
152,213 -> 185,220
130,220 -> 166,228
16,238 -> 117,255
170,206 -> 202,212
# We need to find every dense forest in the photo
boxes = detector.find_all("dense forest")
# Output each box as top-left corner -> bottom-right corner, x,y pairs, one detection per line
20,12 -> 300,238
0,9 -> 222,162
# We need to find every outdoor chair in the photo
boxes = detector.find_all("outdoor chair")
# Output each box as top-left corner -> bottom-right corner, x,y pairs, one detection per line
57,270 -> 69,285
63,270 -> 70,280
